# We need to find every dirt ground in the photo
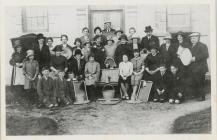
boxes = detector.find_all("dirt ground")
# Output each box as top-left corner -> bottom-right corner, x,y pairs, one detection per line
6,93 -> 211,135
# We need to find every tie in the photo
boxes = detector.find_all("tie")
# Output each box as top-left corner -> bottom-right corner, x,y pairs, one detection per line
77,59 -> 80,70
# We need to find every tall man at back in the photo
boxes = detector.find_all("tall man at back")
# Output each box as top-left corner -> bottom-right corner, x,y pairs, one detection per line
188,32 -> 209,101
141,26 -> 160,51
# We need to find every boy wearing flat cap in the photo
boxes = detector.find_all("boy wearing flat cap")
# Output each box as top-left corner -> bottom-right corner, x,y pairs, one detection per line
168,63 -> 185,104
153,64 -> 172,103
141,26 -> 160,51
188,32 -> 209,101
37,67 -> 55,108
53,70 -> 71,106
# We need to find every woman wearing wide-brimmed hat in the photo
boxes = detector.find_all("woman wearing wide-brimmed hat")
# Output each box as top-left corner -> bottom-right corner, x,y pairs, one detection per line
128,34 -> 142,52
113,28 -> 124,46
91,35 -> 106,68
33,33 -> 51,72
159,33 -> 177,69
72,37 -> 83,56
93,26 -> 107,46
50,47 -> 68,77
114,34 -> 133,65
68,49 -> 86,81
10,40 -> 26,87
170,31 -> 192,79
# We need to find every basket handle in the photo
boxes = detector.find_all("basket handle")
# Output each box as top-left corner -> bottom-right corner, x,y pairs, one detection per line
102,84 -> 114,91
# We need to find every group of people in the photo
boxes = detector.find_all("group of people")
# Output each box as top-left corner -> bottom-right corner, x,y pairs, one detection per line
10,22 -> 209,108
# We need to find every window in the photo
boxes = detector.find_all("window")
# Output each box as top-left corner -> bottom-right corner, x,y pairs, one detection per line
167,6 -> 191,32
22,7 -> 49,32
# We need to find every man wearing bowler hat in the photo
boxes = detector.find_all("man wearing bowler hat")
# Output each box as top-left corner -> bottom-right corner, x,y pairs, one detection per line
102,21 -> 116,37
141,26 -> 160,51
114,34 -> 133,65
188,32 -> 209,101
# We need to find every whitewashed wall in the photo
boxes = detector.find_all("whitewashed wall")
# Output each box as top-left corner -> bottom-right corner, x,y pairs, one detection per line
4,5 -> 210,85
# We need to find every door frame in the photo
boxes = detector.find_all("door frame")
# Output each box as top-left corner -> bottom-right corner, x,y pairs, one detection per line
88,6 -> 125,37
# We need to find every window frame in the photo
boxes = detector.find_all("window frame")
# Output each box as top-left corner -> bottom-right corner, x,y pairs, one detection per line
22,7 -> 49,33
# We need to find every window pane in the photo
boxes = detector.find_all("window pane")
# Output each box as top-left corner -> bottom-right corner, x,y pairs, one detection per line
22,7 -> 48,32
167,7 -> 191,32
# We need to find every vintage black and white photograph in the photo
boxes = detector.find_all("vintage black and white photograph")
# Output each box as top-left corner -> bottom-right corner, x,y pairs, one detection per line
2,1 -> 215,137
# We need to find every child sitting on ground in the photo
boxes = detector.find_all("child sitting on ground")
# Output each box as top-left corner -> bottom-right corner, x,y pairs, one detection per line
54,70 -> 71,106
153,64 -> 171,103
37,67 -> 55,108
168,63 -> 185,104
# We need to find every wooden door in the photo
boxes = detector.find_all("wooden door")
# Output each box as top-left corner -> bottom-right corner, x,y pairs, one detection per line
89,10 -> 124,37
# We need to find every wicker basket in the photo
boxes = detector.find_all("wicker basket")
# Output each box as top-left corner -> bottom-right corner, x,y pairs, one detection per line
102,84 -> 115,100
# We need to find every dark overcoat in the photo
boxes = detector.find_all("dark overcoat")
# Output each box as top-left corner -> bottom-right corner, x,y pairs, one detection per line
141,35 -> 160,51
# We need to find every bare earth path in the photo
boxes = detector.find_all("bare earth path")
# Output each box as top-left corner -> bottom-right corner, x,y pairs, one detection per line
6,94 -> 211,134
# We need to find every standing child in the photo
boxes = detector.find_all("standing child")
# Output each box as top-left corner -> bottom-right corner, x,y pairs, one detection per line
119,54 -> 133,100
153,64 -> 171,103
23,50 -> 39,104
37,67 -> 55,108
54,70 -> 71,106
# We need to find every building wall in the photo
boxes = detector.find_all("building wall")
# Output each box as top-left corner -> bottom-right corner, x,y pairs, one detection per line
4,5 -> 210,85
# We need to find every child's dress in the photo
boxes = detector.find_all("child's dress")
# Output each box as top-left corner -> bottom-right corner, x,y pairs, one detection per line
23,60 -> 39,89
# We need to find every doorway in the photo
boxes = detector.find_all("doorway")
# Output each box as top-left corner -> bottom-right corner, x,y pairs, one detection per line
89,9 -> 124,37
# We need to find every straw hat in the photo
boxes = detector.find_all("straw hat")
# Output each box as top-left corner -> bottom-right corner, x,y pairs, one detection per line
189,32 -> 200,37
118,34 -> 128,41
26,49 -> 34,58
164,34 -> 172,40
131,34 -> 140,40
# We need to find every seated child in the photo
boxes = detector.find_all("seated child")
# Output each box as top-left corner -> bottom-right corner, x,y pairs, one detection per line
153,64 -> 171,103
54,70 -> 71,106
168,64 -> 185,104
37,67 -> 55,108
119,54 -> 133,100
